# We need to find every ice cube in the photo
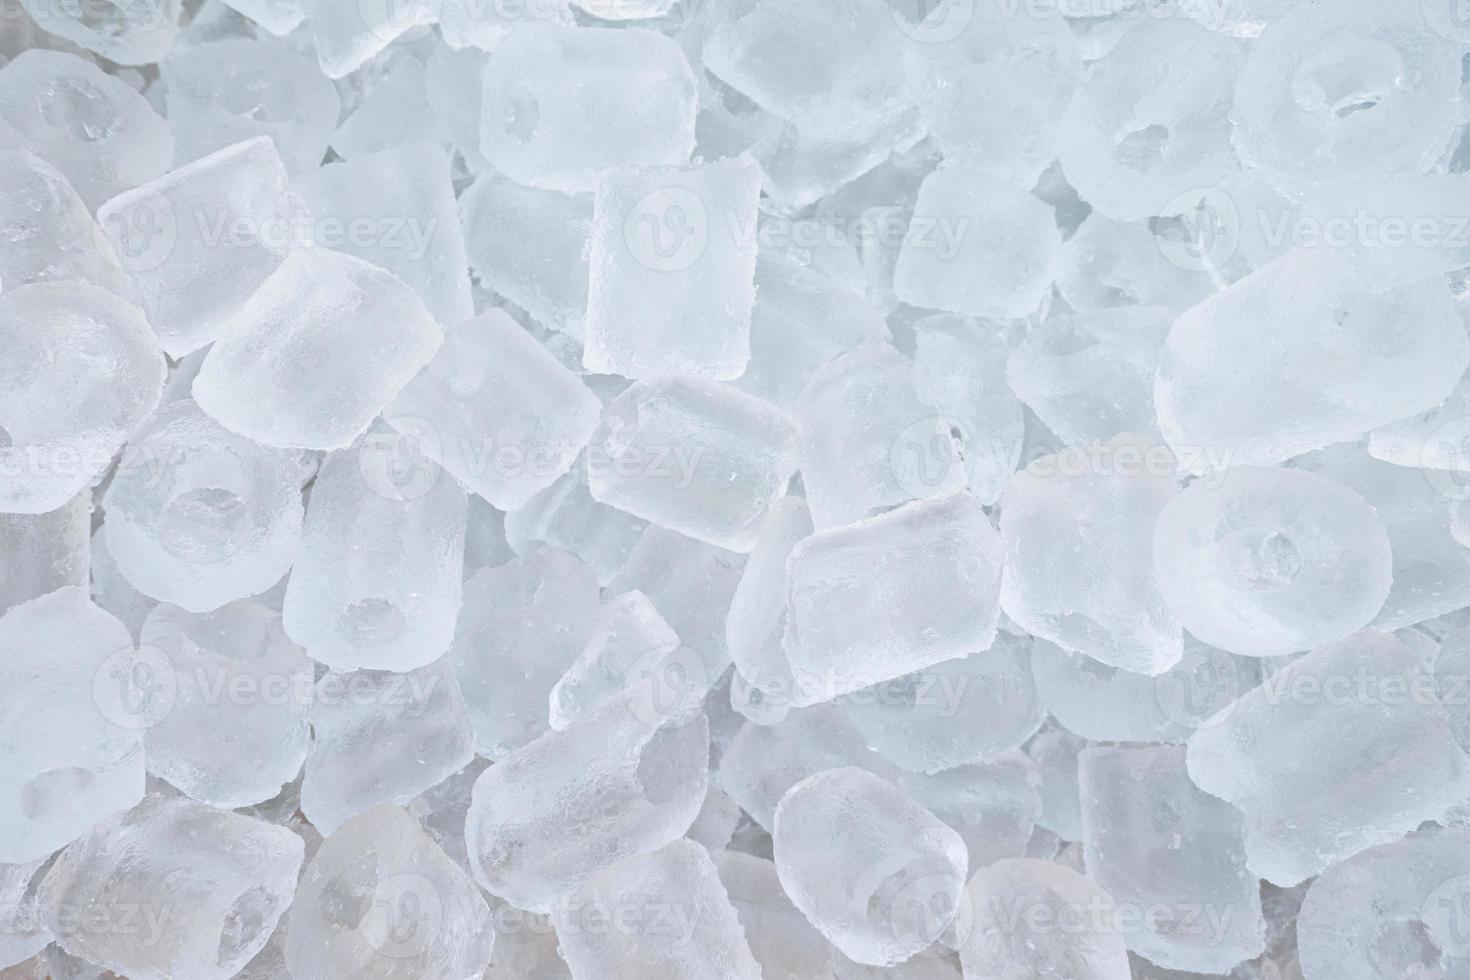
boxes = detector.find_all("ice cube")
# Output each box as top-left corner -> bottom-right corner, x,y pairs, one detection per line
102,399 -> 304,613
330,57 -> 445,160
0,151 -> 135,298
138,601 -> 312,808
1055,213 -> 1215,315
17,0 -> 179,64
300,659 -> 474,835
504,458 -> 649,586
301,0 -> 436,78
841,634 -> 1045,773
551,840 -> 762,979
587,376 -> 799,551
715,850 -> 838,979
1079,744 -> 1266,972
0,283 -> 165,515
162,39 -> 338,174
1232,3 -> 1463,190
439,0 -> 572,48
1156,251 -> 1469,470
194,248 -> 442,450
796,342 -> 965,529
1058,19 -> 1243,220
726,497 -> 811,724
38,795 -> 303,980
999,436 -> 1182,674
549,590 -> 681,730
285,805 -> 494,980
479,26 -> 697,192
958,859 -> 1130,980
1186,631 -> 1470,885
1152,465 -> 1392,657
0,854 -> 50,968
450,549 -> 600,758
0,489 -> 90,616
301,143 -> 473,329
898,752 -> 1043,872
464,689 -> 708,909
1026,724 -> 1085,842
783,492 -> 1002,704
773,767 -> 967,966
89,527 -> 157,643
608,526 -> 745,670
386,308 -> 601,511
218,0 -> 304,35
1007,308 -> 1173,447
582,156 -> 760,380
893,167 -> 1060,319
423,44 -> 488,170
458,172 -> 592,338
911,314 -> 1024,506
282,435 -> 466,672
0,51 -> 173,209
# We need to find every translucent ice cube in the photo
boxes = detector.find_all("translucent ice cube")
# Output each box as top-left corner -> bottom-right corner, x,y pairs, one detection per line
725,497 -> 811,724
18,0 -> 180,65
898,753 -> 1043,872
504,459 -> 649,586
715,850 -> 838,979
548,590 -> 681,730
0,151 -> 134,298
1055,213 -> 1215,315
301,0 -> 436,78
1153,465 -> 1392,657
0,490 -> 90,617
218,0 -> 304,35
0,854 -> 50,968
0,283 -> 165,515
439,0 -> 572,48
607,526 -> 745,670
193,248 -> 444,451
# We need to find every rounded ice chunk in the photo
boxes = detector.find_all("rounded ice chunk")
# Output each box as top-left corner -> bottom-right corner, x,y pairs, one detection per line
1153,465 -> 1392,657
285,805 -> 494,980
773,767 -> 968,966
0,50 -> 173,209
0,588 -> 143,864
193,248 -> 444,452
957,859 -> 1129,980
138,601 -> 312,808
478,26 -> 697,192
1058,18 -> 1243,221
999,436 -> 1182,675
102,399 -> 305,613
38,794 -> 303,980
1155,250 -> 1469,470
0,282 -> 165,515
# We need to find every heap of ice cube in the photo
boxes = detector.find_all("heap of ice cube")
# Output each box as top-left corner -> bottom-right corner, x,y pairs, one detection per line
6,0 -> 1470,977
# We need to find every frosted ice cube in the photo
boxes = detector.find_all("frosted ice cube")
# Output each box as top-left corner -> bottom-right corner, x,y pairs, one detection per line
898,753 -> 1042,872
1031,638 -> 1254,744
607,526 -> 745,670
911,314 -> 1024,506
1153,465 -> 1392,657
726,497 -> 811,724
300,659 -> 474,835
999,436 -> 1182,674
796,343 -> 965,529
894,167 -> 1060,319
715,850 -> 838,979
18,0 -> 179,64
549,590 -> 681,730
38,794 -> 303,980
1007,308 -> 1173,447
1079,744 -> 1265,972
1232,3 -> 1463,190
450,549 -> 600,758
194,248 -> 443,451
285,805 -> 494,980
301,0 -> 435,78
458,172 -> 592,338
902,0 -> 1079,186
138,601 -> 311,808
479,26 -> 697,192
551,841 -> 762,979
1156,251 -> 1469,470
0,283 -> 165,515
958,859 -> 1129,980
0,490 -> 89,617
773,767 -> 967,966
1186,631 -> 1470,885
162,39 -> 338,173
1296,828 -> 1470,980
583,157 -> 759,379
841,635 -> 1045,774
0,855 -> 50,968
302,143 -> 473,329
386,308 -> 601,511
102,399 -> 303,613
1056,213 -> 1215,314
464,689 -> 708,909
1058,19 -> 1243,220
504,458 -> 648,586
0,51 -> 172,209
718,704 -> 899,831
587,376 -> 799,551
0,151 -> 134,298
784,492 -> 1002,704
282,436 -> 465,672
